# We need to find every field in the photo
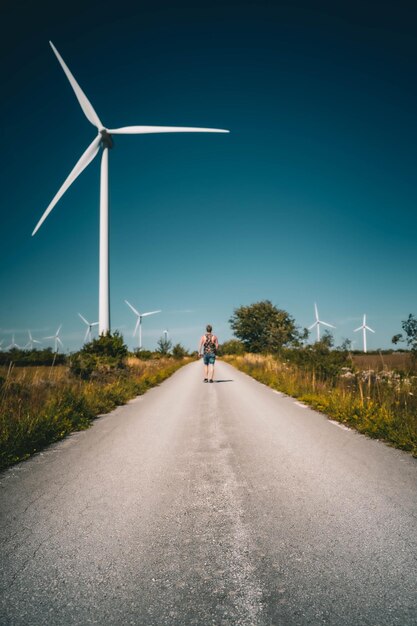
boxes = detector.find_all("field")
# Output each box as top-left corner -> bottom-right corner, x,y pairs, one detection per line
350,351 -> 414,372
0,357 -> 190,471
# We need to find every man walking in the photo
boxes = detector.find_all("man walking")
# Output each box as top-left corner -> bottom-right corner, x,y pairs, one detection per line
198,324 -> 218,383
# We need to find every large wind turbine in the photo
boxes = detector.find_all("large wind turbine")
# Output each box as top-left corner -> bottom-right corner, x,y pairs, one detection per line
6,335 -> 21,350
354,314 -> 375,353
32,42 -> 229,335
309,303 -> 336,342
44,325 -> 63,353
25,330 -> 42,350
78,313 -> 99,343
125,300 -> 161,350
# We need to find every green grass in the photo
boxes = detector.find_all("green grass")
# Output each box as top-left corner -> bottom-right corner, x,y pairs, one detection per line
0,358 -> 190,471
224,354 -> 417,456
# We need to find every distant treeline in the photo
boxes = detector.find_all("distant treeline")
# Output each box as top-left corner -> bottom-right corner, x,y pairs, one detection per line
0,348 -> 66,367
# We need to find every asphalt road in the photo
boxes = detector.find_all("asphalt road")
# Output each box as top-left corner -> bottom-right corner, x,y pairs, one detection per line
1,360 -> 416,626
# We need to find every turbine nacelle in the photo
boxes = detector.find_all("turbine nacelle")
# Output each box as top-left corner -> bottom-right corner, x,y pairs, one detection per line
100,130 -> 113,150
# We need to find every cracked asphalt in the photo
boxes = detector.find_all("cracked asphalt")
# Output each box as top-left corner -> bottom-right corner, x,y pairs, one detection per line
1,360 -> 417,625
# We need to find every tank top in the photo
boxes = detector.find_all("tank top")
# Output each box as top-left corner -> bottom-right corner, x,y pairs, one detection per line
203,333 -> 216,354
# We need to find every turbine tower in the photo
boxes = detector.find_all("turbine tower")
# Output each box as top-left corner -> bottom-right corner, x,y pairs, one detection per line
308,303 -> 335,342
354,314 -> 375,353
33,42 -> 229,335
125,300 -> 161,350
44,325 -> 63,353
78,313 -> 99,343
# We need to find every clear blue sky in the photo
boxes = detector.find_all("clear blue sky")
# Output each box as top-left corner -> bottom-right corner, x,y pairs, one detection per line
1,0 -> 416,352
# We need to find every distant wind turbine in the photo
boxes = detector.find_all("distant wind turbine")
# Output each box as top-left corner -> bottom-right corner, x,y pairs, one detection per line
309,303 -> 335,342
32,41 -> 229,336
78,313 -> 99,343
163,329 -> 169,342
125,300 -> 161,349
25,330 -> 42,350
6,335 -> 21,350
354,315 -> 375,353
44,325 -> 63,353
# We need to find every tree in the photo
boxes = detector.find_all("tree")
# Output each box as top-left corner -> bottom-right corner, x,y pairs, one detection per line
392,314 -> 417,358
229,300 -> 301,353
156,336 -> 172,355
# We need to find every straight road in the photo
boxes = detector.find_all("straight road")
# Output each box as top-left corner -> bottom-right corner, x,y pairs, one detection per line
1,360 -> 416,625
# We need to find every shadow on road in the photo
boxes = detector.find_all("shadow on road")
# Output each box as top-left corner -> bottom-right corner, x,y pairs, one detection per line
213,379 -> 234,383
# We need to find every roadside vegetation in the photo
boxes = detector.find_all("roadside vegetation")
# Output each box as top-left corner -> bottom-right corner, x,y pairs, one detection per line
0,333 -> 190,471
222,301 -> 417,456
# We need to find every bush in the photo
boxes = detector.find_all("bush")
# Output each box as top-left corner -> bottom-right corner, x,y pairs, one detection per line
217,339 -> 245,356
172,343 -> 189,359
69,331 -> 128,380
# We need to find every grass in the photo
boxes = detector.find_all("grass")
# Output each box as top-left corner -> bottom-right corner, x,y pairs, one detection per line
0,357 -> 190,472
224,353 -> 417,456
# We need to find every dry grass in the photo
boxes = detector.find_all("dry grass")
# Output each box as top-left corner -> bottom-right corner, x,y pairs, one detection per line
350,352 -> 414,372
0,358 -> 190,471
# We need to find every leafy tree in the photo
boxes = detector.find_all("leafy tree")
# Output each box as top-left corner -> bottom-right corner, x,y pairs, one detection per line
392,314 -> 417,358
156,336 -> 173,355
229,300 -> 301,353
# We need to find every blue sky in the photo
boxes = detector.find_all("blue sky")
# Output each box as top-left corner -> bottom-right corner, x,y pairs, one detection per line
1,0 -> 417,352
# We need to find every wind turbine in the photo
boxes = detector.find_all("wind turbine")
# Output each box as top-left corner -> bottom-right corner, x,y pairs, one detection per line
32,42 -> 229,336
25,330 -> 42,350
354,314 -> 375,353
6,335 -> 21,350
125,300 -> 161,349
44,325 -> 63,353
78,313 -> 99,343
308,303 -> 336,342
163,329 -> 169,342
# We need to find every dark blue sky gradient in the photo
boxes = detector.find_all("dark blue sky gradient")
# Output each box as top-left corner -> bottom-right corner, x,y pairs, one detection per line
1,1 -> 417,351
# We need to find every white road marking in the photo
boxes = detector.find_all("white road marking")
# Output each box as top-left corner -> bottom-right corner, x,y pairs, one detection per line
294,402 -> 308,409
329,420 -> 351,431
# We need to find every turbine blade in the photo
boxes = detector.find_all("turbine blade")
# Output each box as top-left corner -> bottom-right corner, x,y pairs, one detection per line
108,125 -> 230,135
308,322 -> 317,330
134,318 -> 140,337
84,327 -> 90,342
314,303 -> 319,321
49,41 -> 103,129
57,337 -> 63,347
366,326 -> 375,333
141,310 -> 161,317
56,324 -> 62,335
321,322 -> 336,329
78,313 -> 89,325
91,322 -> 99,327
354,326 -> 362,332
125,300 -> 140,316
32,135 -> 101,236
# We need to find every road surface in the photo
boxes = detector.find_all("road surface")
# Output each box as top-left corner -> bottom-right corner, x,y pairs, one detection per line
1,360 -> 416,625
